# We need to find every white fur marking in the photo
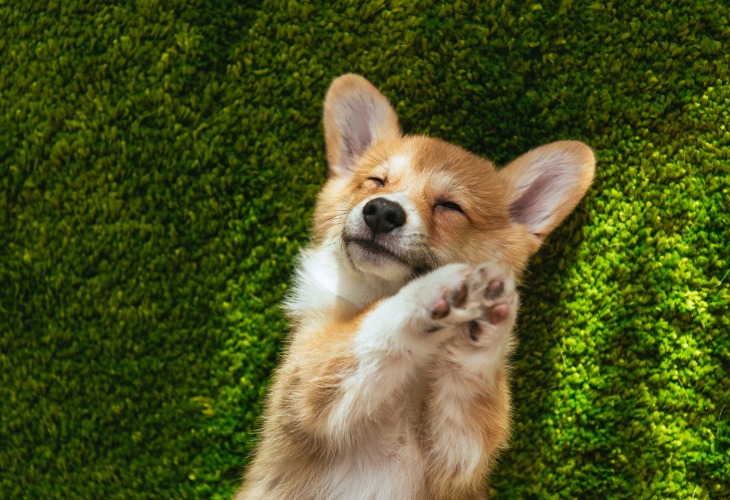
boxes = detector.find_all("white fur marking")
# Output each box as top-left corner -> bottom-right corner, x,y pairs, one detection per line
386,153 -> 410,177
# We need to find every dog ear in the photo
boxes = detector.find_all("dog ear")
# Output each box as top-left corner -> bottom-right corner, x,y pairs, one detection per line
500,141 -> 595,254
323,74 -> 401,178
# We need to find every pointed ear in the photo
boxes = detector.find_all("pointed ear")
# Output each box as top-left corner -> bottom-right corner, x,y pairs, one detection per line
501,140 -> 595,254
323,74 -> 401,178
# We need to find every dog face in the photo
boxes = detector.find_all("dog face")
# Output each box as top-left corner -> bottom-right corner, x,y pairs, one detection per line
314,74 -> 594,284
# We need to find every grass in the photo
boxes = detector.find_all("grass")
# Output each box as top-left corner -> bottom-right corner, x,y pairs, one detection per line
1,0 -> 728,497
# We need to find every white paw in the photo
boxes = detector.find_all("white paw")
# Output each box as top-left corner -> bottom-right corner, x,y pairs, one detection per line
405,263 -> 516,341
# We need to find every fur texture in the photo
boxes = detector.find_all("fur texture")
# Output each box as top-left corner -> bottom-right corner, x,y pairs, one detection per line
237,74 -> 595,499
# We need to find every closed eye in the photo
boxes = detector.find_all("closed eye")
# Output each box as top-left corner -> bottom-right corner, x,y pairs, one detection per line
436,200 -> 464,214
366,177 -> 386,187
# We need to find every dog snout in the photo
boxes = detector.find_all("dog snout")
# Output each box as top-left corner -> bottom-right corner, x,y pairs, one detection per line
362,198 -> 406,235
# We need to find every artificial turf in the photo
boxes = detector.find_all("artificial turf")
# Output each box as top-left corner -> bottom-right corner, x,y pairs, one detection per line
1,0 -> 728,498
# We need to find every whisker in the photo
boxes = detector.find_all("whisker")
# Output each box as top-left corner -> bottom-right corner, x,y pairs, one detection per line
318,213 -> 346,225
317,209 -> 350,216
321,239 -> 341,249
314,221 -> 346,235
354,145 -> 391,172
359,149 -> 380,164
410,231 -> 448,249
425,235 -> 448,247
370,146 -> 390,166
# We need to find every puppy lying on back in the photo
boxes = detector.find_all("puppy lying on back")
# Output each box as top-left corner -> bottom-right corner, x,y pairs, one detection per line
237,74 -> 594,499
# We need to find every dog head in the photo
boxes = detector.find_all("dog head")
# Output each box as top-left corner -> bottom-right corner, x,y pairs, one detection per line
315,74 -> 594,285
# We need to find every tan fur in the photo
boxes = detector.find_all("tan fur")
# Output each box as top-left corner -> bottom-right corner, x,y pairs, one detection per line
237,74 -> 595,499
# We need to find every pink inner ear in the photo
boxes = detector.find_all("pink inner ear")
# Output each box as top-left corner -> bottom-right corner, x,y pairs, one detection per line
508,170 -> 567,232
340,100 -> 375,167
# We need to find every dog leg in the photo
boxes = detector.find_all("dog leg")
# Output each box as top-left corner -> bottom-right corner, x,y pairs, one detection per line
421,263 -> 518,497
325,263 -> 493,441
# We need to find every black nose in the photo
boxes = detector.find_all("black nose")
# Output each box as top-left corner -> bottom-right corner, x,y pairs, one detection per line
362,198 -> 406,235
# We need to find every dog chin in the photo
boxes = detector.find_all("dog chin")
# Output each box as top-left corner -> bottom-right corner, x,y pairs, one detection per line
345,240 -> 412,283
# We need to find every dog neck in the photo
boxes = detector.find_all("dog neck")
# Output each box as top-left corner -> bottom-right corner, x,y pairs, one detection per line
285,239 -> 405,321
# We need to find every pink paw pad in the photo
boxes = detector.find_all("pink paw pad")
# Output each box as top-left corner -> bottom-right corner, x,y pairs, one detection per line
485,279 -> 505,300
486,303 -> 510,324
431,297 -> 450,319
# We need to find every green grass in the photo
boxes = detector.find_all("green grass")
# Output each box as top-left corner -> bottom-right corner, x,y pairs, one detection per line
1,0 -> 728,498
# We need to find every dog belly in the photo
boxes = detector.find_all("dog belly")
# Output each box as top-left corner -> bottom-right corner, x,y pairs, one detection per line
324,441 -> 424,500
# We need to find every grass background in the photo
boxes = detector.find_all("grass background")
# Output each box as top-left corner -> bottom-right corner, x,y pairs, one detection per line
2,0 -> 729,498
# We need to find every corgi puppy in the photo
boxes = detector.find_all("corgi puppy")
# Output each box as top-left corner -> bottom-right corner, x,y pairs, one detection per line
237,74 -> 594,499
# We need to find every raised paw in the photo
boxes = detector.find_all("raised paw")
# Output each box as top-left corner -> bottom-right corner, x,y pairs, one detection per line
400,262 -> 518,346
406,263 -> 487,335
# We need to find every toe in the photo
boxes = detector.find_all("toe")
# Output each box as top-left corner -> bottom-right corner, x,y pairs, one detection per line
486,303 -> 510,324
451,282 -> 468,308
431,296 -> 450,319
485,279 -> 505,300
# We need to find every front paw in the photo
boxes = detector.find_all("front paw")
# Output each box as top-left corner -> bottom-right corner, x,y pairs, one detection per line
406,264 -> 486,335
408,262 -> 517,343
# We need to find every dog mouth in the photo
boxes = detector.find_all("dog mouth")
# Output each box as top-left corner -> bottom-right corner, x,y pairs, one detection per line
343,237 -> 435,277
345,238 -> 407,264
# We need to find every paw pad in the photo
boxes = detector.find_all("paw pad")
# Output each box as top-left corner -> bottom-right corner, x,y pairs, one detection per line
417,262 -> 516,343
451,282 -> 468,308
486,302 -> 510,325
485,279 -> 505,300
431,296 -> 450,320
